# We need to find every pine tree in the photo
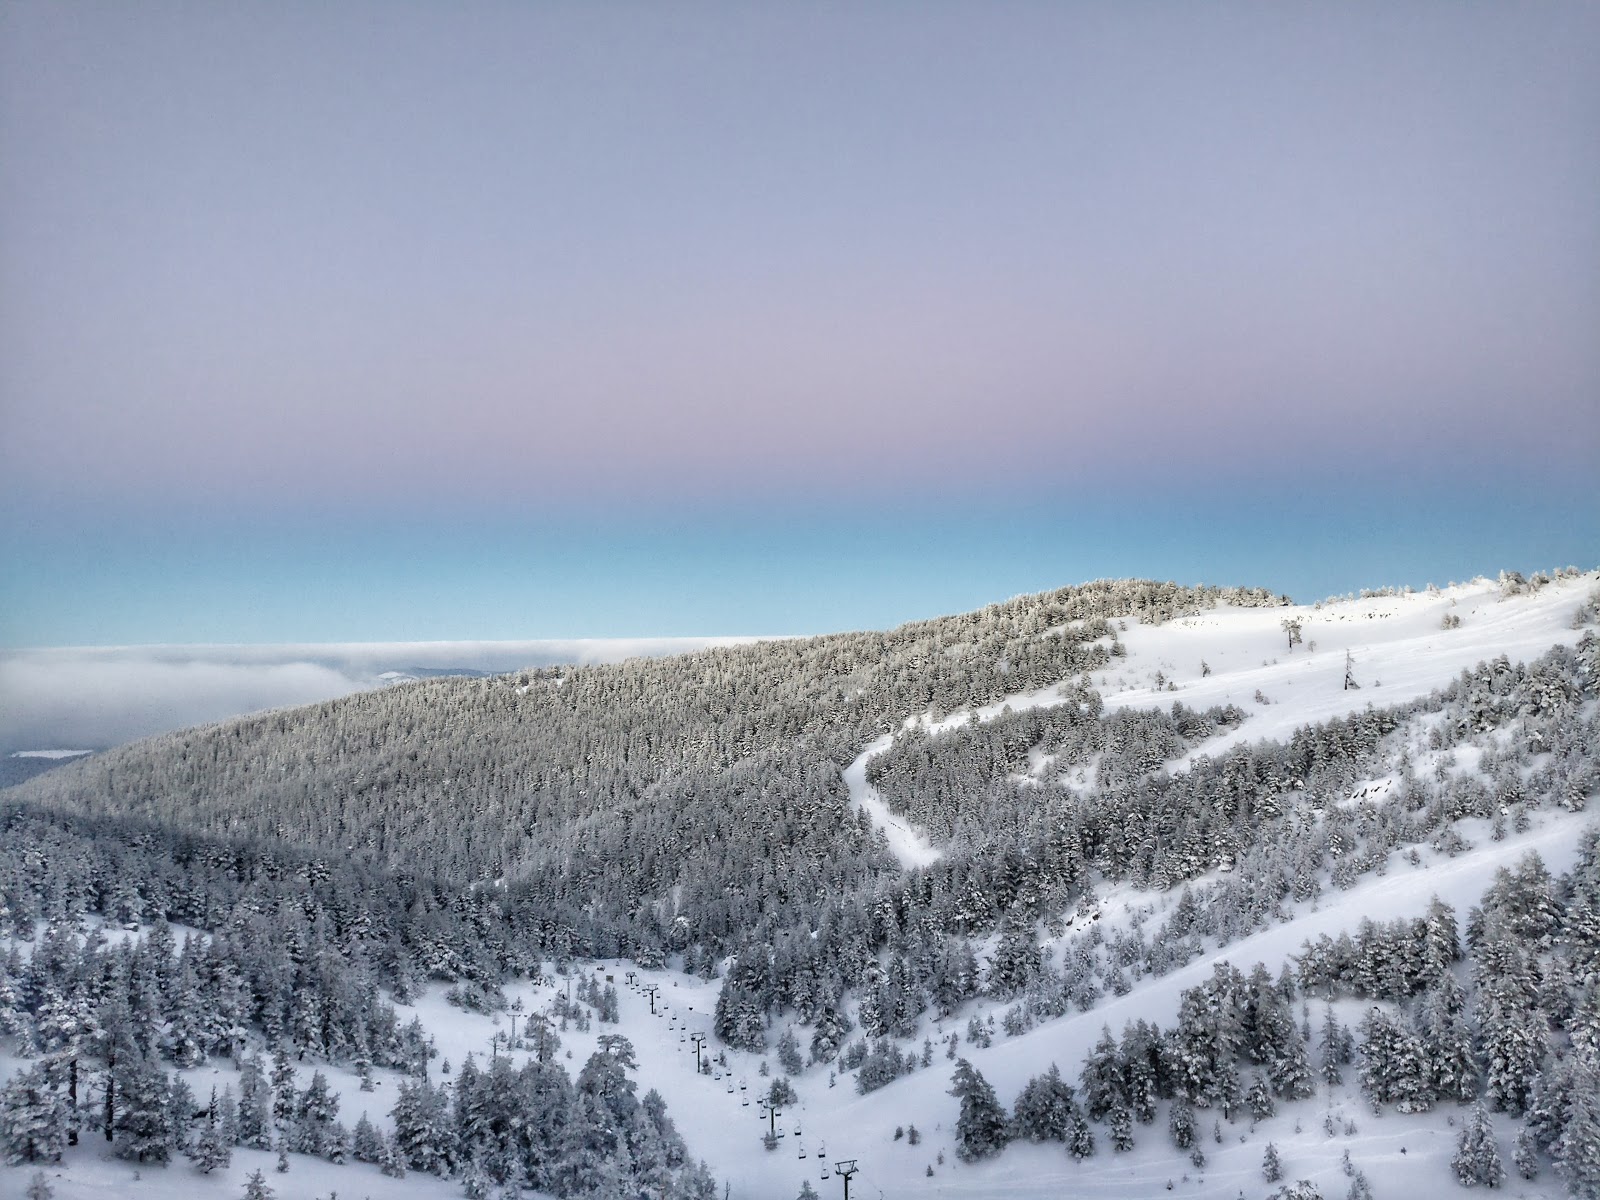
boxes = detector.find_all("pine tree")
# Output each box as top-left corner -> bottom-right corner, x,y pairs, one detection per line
1168,1097 -> 1196,1150
351,1111 -> 386,1163
1513,1125 -> 1540,1179
187,1085 -> 231,1174
1318,1006 -> 1353,1092
241,1168 -> 274,1200
1415,975 -> 1477,1102
1010,1064 -> 1074,1142
25,1171 -> 52,1200
390,1076 -> 453,1175
291,1070 -> 339,1157
1246,1072 -> 1276,1120
190,1112 -> 232,1174
1480,998 -> 1547,1116
777,1027 -> 804,1076
167,1073 -> 196,1157
236,1054 -> 272,1150
1263,1141 -> 1283,1182
986,915 -> 1041,998
1554,1077 -> 1600,1197
216,1085 -> 238,1148
1109,1103 -> 1134,1152
1246,965 -> 1316,1100
1419,897 -> 1461,984
1078,1026 -> 1124,1121
948,1059 -> 1009,1162
1356,1007 -> 1431,1113
1067,1103 -> 1096,1160
1452,1103 -> 1505,1187
268,1045 -> 295,1136
1,1062 -> 69,1165
1119,1020 -> 1162,1124
112,1051 -> 173,1163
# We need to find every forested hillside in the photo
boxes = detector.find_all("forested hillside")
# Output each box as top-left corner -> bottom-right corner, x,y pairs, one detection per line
6,580 -> 1282,974
4,569 -> 1599,1200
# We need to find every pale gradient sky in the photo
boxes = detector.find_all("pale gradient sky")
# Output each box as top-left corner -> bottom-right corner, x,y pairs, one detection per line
2,3 -> 1596,645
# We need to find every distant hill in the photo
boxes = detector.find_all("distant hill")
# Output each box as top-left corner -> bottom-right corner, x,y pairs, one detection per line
0,748 -> 96,789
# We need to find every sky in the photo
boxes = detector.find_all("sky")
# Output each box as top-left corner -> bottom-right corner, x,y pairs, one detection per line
3,2 -> 1597,652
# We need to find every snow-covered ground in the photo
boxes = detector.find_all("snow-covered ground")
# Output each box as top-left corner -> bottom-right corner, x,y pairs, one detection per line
845,572 -> 1597,854
845,734 -> 944,869
1100,573 -> 1594,757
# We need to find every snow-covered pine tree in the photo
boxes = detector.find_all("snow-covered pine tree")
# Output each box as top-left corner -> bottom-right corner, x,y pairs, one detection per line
949,1059 -> 1009,1162
1010,1064 -> 1074,1142
190,1109 -> 232,1173
269,1045 -> 295,1135
0,1062 -> 69,1165
291,1069 -> 339,1157
1513,1125 -> 1540,1179
236,1053 -> 272,1150
112,1050 -> 174,1163
1415,975 -> 1477,1103
1451,1103 -> 1504,1187
351,1111 -> 385,1163
389,1075 -> 453,1175
1109,1102 -> 1134,1152
1078,1026 -> 1124,1121
1356,1007 -> 1431,1113
986,915 -> 1041,998
1246,1072 -> 1276,1120
1263,1141 -> 1283,1182
1553,1074 -> 1600,1197
1119,1020 -> 1163,1124
777,1027 -> 804,1075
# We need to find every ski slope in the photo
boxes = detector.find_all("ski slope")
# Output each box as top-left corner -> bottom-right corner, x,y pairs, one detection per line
846,572 -> 1597,858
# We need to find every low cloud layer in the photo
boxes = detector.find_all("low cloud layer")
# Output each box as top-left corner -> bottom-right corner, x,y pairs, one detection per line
0,638 -> 758,751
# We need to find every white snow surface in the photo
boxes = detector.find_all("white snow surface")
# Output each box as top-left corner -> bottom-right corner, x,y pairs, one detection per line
844,735 -> 945,868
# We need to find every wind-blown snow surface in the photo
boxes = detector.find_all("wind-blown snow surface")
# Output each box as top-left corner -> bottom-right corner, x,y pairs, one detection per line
6,571 -> 1597,1200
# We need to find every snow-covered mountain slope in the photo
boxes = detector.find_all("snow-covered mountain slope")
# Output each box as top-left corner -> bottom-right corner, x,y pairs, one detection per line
4,569 -> 1597,1200
845,572 -> 1595,855
1100,573 -> 1593,753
